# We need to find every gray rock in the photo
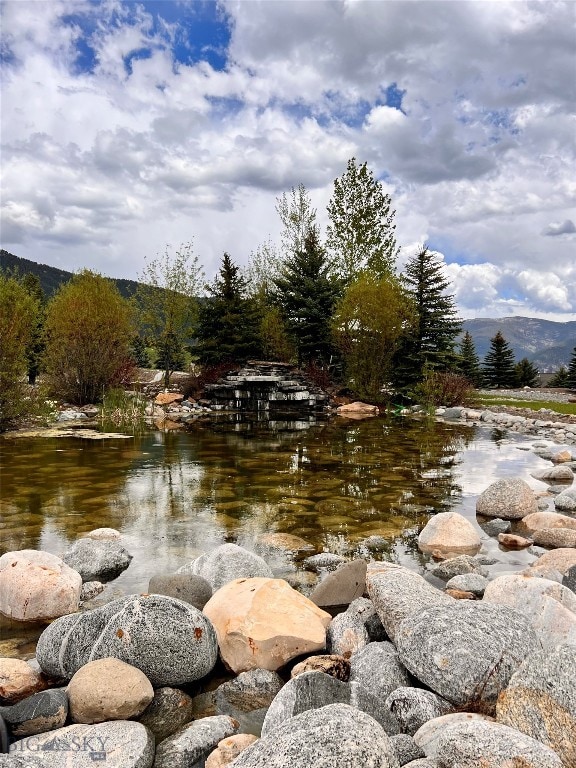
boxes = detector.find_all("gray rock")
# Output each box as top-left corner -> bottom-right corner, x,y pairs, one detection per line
384,687 -> 452,736
302,553 -> 346,572
444,573 -> 488,597
0,688 -> 68,736
349,641 -> 412,700
153,715 -> 238,768
563,564 -> 576,593
532,465 -> 574,484
429,719 -> 562,767
0,757 -> 44,768
477,518 -> 511,536
80,581 -> 105,602
367,565 -> 451,642
389,734 -> 425,766
555,488 -> 576,512
178,543 -> 272,590
346,597 -> 387,641
441,408 -> 463,420
496,644 -> 576,767
9,720 -> 155,767
215,668 -> 284,736
148,573 -> 212,610
429,555 -> 488,581
402,761 -> 438,768
261,670 -> 400,737
360,535 -> 389,552
395,602 -> 540,708
326,609 -> 369,657
137,686 -> 194,744
476,477 -> 538,519
230,703 -> 401,768
309,559 -> 367,608
36,594 -> 218,686
62,538 -> 132,582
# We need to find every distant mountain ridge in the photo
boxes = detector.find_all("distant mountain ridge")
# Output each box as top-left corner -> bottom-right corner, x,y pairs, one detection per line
0,249 -> 141,300
2,250 -> 574,371
462,317 -> 575,372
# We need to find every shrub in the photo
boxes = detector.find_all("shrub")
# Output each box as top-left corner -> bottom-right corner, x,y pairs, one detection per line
410,370 -> 477,409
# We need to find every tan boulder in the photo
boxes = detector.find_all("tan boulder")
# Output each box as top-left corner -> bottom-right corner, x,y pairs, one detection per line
0,550 -> 82,621
256,533 -> 314,552
521,511 -> 576,533
206,734 -> 259,768
532,528 -> 576,549
203,578 -> 331,673
418,512 -> 481,556
67,658 -> 154,724
525,548 -> 576,576
483,574 -> 576,650
82,528 -> 121,540
154,392 -> 184,406
0,658 -> 46,703
550,449 -> 572,463
336,401 -> 379,417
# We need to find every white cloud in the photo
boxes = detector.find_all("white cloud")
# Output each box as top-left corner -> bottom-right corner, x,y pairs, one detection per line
0,0 -> 574,320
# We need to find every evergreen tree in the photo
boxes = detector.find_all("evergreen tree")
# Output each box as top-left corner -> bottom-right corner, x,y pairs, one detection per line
273,229 -> 339,367
395,246 -> 462,389
482,331 -> 517,388
154,331 -> 186,372
129,335 -> 151,368
515,358 -> 539,388
326,157 -> 398,284
567,347 -> 576,389
196,253 -> 262,366
21,272 -> 46,385
549,366 -> 568,388
458,331 -> 482,386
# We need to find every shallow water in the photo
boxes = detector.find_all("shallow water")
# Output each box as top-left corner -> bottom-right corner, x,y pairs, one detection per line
0,413 -> 553,657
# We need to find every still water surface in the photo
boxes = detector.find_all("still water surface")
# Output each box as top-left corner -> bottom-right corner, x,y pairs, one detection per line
0,414 -> 551,655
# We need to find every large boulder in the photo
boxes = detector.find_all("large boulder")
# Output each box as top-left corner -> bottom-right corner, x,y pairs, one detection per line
153,715 -> 238,768
148,573 -> 212,610
229,703 -> 401,768
309,559 -> 367,608
422,718 -> 562,767
62,538 -> 132,582
325,609 -> 370,657
36,594 -> 218,686
555,488 -> 576,512
395,602 -> 540,709
366,564 -> 451,642
532,527 -> 576,548
482,574 -> 576,650
0,688 -> 68,736
413,712 -> 494,755
203,578 -> 331,673
349,642 -> 412,700
215,668 -> 284,736
261,670 -> 400,737
178,544 -> 273,590
524,547 -> 576,577
476,477 -> 537,519
67,658 -> 153,724
137,686 -> 195,744
532,465 -> 574,484
9,720 -> 155,767
496,644 -> 576,767
521,510 -> 576,533
0,550 -> 82,621
417,512 -> 481,557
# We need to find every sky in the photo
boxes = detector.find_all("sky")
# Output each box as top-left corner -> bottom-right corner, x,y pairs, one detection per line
1,0 -> 575,320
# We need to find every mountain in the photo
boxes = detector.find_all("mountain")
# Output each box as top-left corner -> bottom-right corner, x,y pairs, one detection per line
462,317 -> 576,372
0,250 -> 141,300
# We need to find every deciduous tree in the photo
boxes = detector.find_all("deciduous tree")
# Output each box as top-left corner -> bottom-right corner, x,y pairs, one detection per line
332,273 -> 415,401
482,331 -> 517,388
326,157 -> 398,284
276,184 -> 317,259
43,270 -> 134,404
0,272 -> 40,430
137,242 -> 204,387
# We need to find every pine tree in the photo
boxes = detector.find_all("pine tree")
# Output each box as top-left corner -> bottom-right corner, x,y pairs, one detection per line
395,246 -> 462,389
21,272 -> 46,385
567,347 -> 576,390
515,358 -> 539,388
458,331 -> 482,386
549,366 -> 568,388
482,331 -> 517,388
196,253 -> 262,366
273,229 -> 339,367
326,157 -> 398,284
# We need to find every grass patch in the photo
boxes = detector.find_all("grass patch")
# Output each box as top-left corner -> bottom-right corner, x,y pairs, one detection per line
477,394 -> 576,416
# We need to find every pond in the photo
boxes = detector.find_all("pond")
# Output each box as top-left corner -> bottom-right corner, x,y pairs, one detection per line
0,413 -> 551,657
